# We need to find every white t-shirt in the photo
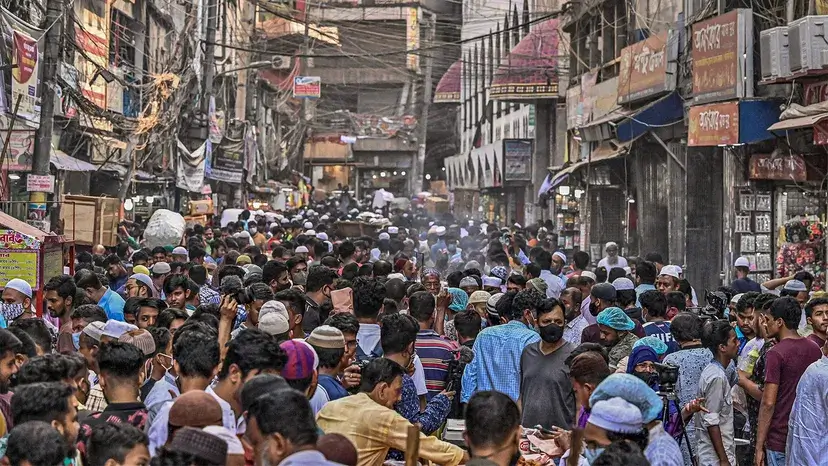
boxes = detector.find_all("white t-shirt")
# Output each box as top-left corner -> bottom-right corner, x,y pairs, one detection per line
412,354 -> 427,396
597,256 -> 629,270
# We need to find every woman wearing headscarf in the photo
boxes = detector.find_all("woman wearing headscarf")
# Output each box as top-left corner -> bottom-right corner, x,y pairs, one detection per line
441,288 -> 468,342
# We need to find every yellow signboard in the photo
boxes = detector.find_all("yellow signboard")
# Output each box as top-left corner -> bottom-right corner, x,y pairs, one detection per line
0,250 -> 38,288
406,7 -> 420,71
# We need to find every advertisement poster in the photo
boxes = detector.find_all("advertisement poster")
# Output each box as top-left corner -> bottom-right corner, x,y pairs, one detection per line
503,139 -> 533,181
0,130 -> 34,171
293,76 -> 321,99
74,6 -> 111,131
207,139 -> 243,184
0,7 -> 45,124
0,229 -> 39,288
406,7 -> 419,71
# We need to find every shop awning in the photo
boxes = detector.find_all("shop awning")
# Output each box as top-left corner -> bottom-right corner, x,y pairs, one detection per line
616,92 -> 684,142
490,18 -> 561,102
434,60 -> 462,104
590,138 -> 635,162
50,149 -> 97,172
580,108 -> 636,142
767,113 -> 828,132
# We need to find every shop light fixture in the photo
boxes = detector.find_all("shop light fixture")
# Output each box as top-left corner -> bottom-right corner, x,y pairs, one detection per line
425,174 -> 432,180
574,189 -> 583,198
628,197 -> 636,204
124,199 -> 134,211
372,175 -> 377,179
442,167 -> 446,171
145,196 -> 155,204
401,171 -> 406,176
132,196 -> 142,203
252,201 -> 262,209
7,174 -> 19,180
380,171 -> 387,177
393,171 -> 398,176
558,186 -> 571,196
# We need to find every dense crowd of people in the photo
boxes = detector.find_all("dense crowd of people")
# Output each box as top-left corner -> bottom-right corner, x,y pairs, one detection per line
0,203 -> 825,466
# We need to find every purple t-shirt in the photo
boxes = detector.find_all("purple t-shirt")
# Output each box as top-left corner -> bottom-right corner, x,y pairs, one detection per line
763,337 -> 822,451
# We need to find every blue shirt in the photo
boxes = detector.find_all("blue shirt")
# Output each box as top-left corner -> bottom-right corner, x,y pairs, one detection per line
461,320 -> 541,402
635,283 -> 656,307
731,277 -> 761,293
98,288 -> 125,321
643,321 -> 680,354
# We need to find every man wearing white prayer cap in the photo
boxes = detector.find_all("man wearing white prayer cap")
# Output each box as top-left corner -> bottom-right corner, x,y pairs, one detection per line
597,241 -> 629,271
1,278 -> 33,321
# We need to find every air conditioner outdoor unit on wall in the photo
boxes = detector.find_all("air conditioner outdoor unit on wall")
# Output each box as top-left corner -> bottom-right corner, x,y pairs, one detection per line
760,27 -> 791,79
789,15 -> 828,73
271,55 -> 292,70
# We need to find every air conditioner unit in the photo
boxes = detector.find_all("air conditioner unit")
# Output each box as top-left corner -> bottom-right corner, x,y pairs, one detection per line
788,15 -> 828,73
270,55 -> 292,70
761,27 -> 791,79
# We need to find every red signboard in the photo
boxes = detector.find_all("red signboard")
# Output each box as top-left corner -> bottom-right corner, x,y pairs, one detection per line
691,10 -> 752,104
801,80 -> 828,145
617,31 -> 676,104
688,101 -> 740,146
749,154 -> 807,182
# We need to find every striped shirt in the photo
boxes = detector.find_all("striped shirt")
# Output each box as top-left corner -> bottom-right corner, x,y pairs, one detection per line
415,330 -> 457,400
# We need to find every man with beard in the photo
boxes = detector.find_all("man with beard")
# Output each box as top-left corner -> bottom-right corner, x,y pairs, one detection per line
518,298 -> 575,430
560,287 -> 586,345
209,328 -> 286,435
595,307 -> 640,371
304,266 -> 337,334
9,382 -> 79,463
0,279 -> 34,324
43,275 -> 76,353
262,261 -> 292,294
580,283 -> 617,344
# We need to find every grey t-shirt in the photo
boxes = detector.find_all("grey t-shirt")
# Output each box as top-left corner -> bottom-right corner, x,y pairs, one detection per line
519,341 -> 576,429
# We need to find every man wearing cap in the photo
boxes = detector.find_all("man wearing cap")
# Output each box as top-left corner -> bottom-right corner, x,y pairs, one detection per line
535,250 -> 564,299
125,273 -> 154,299
731,256 -> 761,293
307,326 -> 351,415
597,241 -> 628,271
656,265 -> 682,295
149,262 -> 171,299
171,247 -> 189,263
279,339 -> 319,399
595,307 -> 639,371
0,278 -> 35,324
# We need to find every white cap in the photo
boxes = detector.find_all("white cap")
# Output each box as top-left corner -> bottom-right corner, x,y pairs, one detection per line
102,320 -> 138,339
320,214 -> 330,221
258,313 -> 290,336
295,245 -> 309,253
259,300 -> 290,321
734,256 -> 750,268
316,232 -> 328,241
4,278 -> 32,298
588,397 -> 644,434
82,321 -> 106,342
379,232 -> 390,240
387,273 -> 406,281
731,293 -> 744,304
612,277 -> 635,291
435,226 -> 446,236
388,226 -> 399,234
172,246 -> 188,256
305,230 -> 316,236
660,265 -> 682,279
255,209 -> 265,216
580,271 -> 597,282
303,221 -> 313,229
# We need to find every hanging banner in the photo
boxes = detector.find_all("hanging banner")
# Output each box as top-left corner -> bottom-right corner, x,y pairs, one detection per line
691,9 -> 753,104
74,6 -> 111,131
293,76 -> 321,98
406,7 -> 420,71
176,140 -> 206,192
503,139 -> 533,182
207,139 -> 244,184
0,8 -> 45,124
208,96 -> 225,144
688,101 -> 739,146
617,30 -> 677,104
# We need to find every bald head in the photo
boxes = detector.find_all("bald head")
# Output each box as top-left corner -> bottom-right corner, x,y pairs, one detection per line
560,287 -> 583,321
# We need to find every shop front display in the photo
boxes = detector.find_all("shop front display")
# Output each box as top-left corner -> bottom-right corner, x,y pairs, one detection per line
554,186 -> 582,252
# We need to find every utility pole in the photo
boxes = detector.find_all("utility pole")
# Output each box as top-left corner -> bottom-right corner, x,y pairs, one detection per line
410,12 -> 434,196
296,2 -> 311,175
202,0 -> 219,119
30,0 -> 64,232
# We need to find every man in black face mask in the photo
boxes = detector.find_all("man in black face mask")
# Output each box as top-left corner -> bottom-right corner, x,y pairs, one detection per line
517,298 -> 575,430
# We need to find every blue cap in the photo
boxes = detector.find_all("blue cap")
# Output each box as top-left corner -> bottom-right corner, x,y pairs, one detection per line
596,307 -> 636,331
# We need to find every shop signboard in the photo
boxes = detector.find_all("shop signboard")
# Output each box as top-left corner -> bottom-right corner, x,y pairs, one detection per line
0,229 -> 39,288
293,76 -> 321,98
0,130 -> 34,171
502,139 -> 533,182
26,174 -> 54,193
617,30 -> 677,104
691,9 -> 754,104
688,101 -> 739,146
0,9 -> 45,124
406,7 -> 420,71
749,154 -> 807,182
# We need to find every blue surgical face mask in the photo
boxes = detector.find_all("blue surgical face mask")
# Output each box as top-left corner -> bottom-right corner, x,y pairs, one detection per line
585,446 -> 605,464
72,332 -> 81,351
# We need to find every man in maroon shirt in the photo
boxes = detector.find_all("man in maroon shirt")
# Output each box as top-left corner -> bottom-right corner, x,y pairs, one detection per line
755,296 -> 822,466
805,297 -> 828,349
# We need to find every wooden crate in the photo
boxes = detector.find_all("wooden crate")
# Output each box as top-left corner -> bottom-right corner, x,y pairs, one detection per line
61,195 -> 121,246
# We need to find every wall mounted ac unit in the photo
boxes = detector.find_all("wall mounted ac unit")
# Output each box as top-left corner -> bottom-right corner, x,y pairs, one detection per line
760,27 -> 791,79
271,55 -> 292,70
789,15 -> 828,73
